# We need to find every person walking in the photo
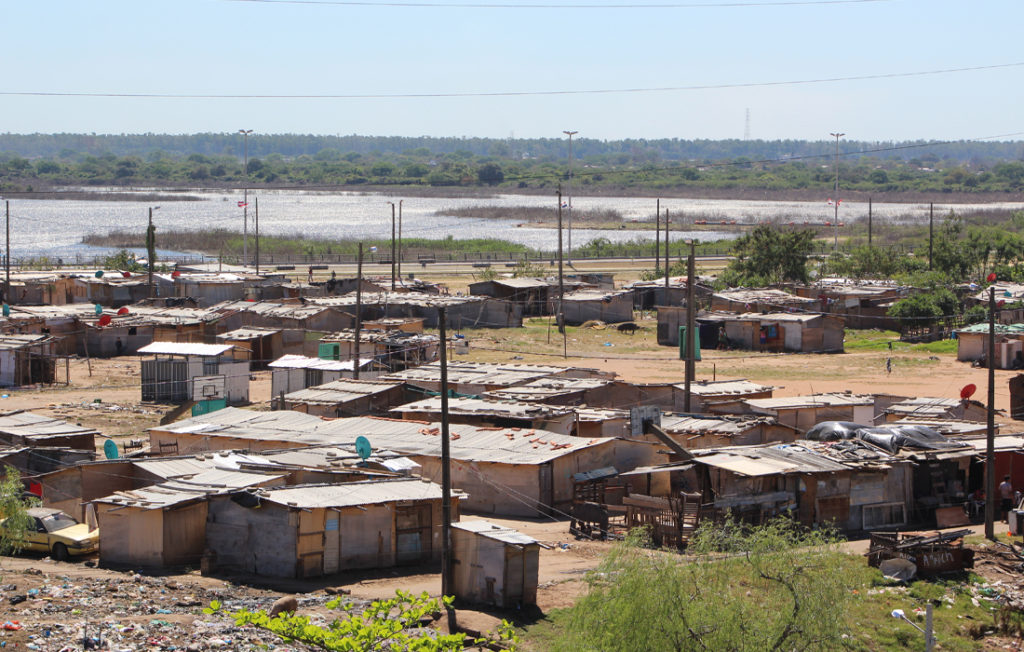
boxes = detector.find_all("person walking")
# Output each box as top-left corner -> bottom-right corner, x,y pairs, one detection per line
999,475 -> 1014,523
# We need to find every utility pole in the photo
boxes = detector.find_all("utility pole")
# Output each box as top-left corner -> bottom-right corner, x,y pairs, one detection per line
868,197 -> 873,248
5,201 -> 10,305
664,208 -> 670,290
830,132 -> 844,253
354,243 -> 363,380
985,284 -> 996,541
397,200 -> 403,286
928,203 -> 934,271
684,240 -> 696,412
389,202 -> 396,291
438,305 -> 456,632
563,130 -> 578,265
239,129 -> 253,266
255,197 -> 260,276
654,198 -> 660,269
147,207 -> 155,298
557,188 -> 566,342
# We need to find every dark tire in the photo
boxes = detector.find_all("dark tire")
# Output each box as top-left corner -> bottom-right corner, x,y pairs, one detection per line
51,543 -> 69,562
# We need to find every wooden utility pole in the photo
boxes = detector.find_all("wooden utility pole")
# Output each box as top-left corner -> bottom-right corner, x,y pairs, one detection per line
557,188 -> 565,340
985,285 -> 996,541
397,200 -> 403,286
438,305 -> 456,631
684,240 -> 696,412
664,208 -> 670,291
147,207 -> 154,298
390,202 -> 397,291
4,201 -> 8,305
868,197 -> 873,248
654,198 -> 660,268
255,197 -> 260,276
354,243 -> 363,380
928,203 -> 934,271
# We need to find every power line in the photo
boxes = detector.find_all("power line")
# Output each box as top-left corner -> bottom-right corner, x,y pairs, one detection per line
0,62 -> 1019,101
225,0 -> 889,8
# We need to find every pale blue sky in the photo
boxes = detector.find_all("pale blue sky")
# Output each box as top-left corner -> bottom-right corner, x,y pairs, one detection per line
3,0 -> 1021,142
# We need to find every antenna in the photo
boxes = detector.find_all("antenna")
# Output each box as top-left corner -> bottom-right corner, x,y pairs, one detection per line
744,108 -> 751,140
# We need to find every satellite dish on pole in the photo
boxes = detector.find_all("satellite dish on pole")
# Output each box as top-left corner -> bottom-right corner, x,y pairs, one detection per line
355,436 -> 372,461
960,383 -> 977,400
103,439 -> 120,460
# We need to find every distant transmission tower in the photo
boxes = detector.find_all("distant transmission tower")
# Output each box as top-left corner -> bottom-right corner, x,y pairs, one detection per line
744,109 -> 751,140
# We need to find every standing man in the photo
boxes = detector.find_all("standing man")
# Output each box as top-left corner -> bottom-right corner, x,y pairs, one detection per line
999,475 -> 1014,523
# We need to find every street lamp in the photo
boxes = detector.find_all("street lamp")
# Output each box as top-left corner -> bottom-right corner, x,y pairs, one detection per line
239,129 -> 253,266
563,130 -> 578,264
397,200 -> 403,285
830,132 -> 844,253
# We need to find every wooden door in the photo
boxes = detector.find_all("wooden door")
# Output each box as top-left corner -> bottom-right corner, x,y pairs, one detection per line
297,509 -> 325,578
395,504 -> 431,565
323,511 -> 341,575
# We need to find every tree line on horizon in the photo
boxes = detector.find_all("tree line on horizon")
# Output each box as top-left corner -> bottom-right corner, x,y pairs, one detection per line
1,133 -> 1024,195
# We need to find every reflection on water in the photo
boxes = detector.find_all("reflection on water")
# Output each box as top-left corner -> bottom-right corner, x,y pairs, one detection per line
7,189 -> 1016,259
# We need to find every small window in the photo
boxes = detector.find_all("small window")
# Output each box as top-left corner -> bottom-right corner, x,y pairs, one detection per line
128,327 -> 137,336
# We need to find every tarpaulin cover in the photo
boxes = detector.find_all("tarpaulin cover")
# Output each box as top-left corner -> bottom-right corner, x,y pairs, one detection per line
805,421 -> 963,453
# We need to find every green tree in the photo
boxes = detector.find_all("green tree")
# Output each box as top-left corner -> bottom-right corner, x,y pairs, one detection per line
1,466 -> 35,560
556,518 -> 850,652
477,162 -> 504,185
145,220 -> 157,277
888,288 -> 959,329
207,590 -> 517,651
720,225 -> 816,286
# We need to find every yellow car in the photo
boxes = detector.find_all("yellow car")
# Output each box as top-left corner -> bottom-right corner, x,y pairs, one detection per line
2,507 -> 98,560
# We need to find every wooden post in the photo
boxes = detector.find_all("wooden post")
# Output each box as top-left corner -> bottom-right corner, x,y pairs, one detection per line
354,243 -> 363,380
664,208 -> 670,291
557,188 -> 565,340
438,305 -> 456,631
684,240 -> 696,412
868,197 -> 873,248
986,285 -> 996,540
654,198 -> 660,269
255,197 -> 260,276
928,203 -> 934,271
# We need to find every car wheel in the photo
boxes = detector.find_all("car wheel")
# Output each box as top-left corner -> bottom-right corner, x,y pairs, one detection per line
51,543 -> 69,562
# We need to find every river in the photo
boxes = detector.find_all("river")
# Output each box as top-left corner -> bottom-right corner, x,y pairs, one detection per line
4,189 -> 1019,261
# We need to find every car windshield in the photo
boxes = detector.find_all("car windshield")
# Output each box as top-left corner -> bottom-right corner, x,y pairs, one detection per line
39,512 -> 78,533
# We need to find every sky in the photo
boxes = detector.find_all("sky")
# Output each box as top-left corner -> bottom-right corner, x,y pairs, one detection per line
3,0 -> 1022,143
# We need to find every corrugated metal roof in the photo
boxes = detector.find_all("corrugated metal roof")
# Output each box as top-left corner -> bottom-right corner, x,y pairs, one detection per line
268,354 -> 373,371
745,393 -> 873,410
155,408 -> 614,464
211,300 -> 343,319
285,379 -> 403,405
562,289 -> 632,302
390,396 -> 573,420
955,322 -> 1024,334
217,327 -> 282,340
384,361 -> 571,387
255,478 -> 448,508
888,418 -> 990,436
660,414 -> 781,436
491,278 -> 552,289
452,519 -> 538,545
713,288 -> 816,304
96,469 -> 284,509
138,342 -> 234,356
673,379 -> 774,397
884,397 -> 963,417
309,292 -> 489,308
0,412 -> 99,440
693,444 -> 850,476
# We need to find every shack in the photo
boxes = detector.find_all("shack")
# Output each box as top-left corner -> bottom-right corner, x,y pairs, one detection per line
452,520 -> 539,608
954,322 -> 1024,367
736,393 -> 882,430
283,379 -> 407,417
93,468 -> 286,568
138,342 -> 250,404
269,354 -> 380,397
0,334 -> 61,386
148,408 -> 667,517
384,361 -> 611,395
212,300 -> 355,355
710,312 -> 844,353
676,379 -> 775,413
0,412 -> 98,452
651,414 -> 799,450
468,278 -> 553,316
205,478 -> 456,578
882,397 -> 990,423
482,377 -> 616,406
559,289 -> 634,326
710,288 -> 819,314
310,293 -> 522,329
216,327 -> 283,370
390,396 -> 577,435
790,279 -> 906,330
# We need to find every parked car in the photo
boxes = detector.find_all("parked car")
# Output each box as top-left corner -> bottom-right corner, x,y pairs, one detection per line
0,507 -> 98,560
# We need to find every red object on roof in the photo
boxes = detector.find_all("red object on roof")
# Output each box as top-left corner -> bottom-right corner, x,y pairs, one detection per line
122,271 -> 131,278
172,271 -> 181,278
117,307 -> 130,315
960,384 -> 977,400
97,314 -> 112,327
987,272 -> 997,283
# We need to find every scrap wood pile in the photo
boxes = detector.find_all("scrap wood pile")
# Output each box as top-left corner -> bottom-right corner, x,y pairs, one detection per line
968,542 -> 1024,635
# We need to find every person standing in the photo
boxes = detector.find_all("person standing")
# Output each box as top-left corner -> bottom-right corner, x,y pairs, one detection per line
999,475 -> 1014,523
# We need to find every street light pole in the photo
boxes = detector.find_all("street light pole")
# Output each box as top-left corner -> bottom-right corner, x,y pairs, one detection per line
239,129 -> 253,267
563,130 -> 578,265
830,132 -> 844,254
388,202 -> 396,291
397,200 -> 403,286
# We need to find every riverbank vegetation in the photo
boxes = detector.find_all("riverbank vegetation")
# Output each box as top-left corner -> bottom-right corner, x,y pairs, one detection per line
3,134 -> 1024,198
